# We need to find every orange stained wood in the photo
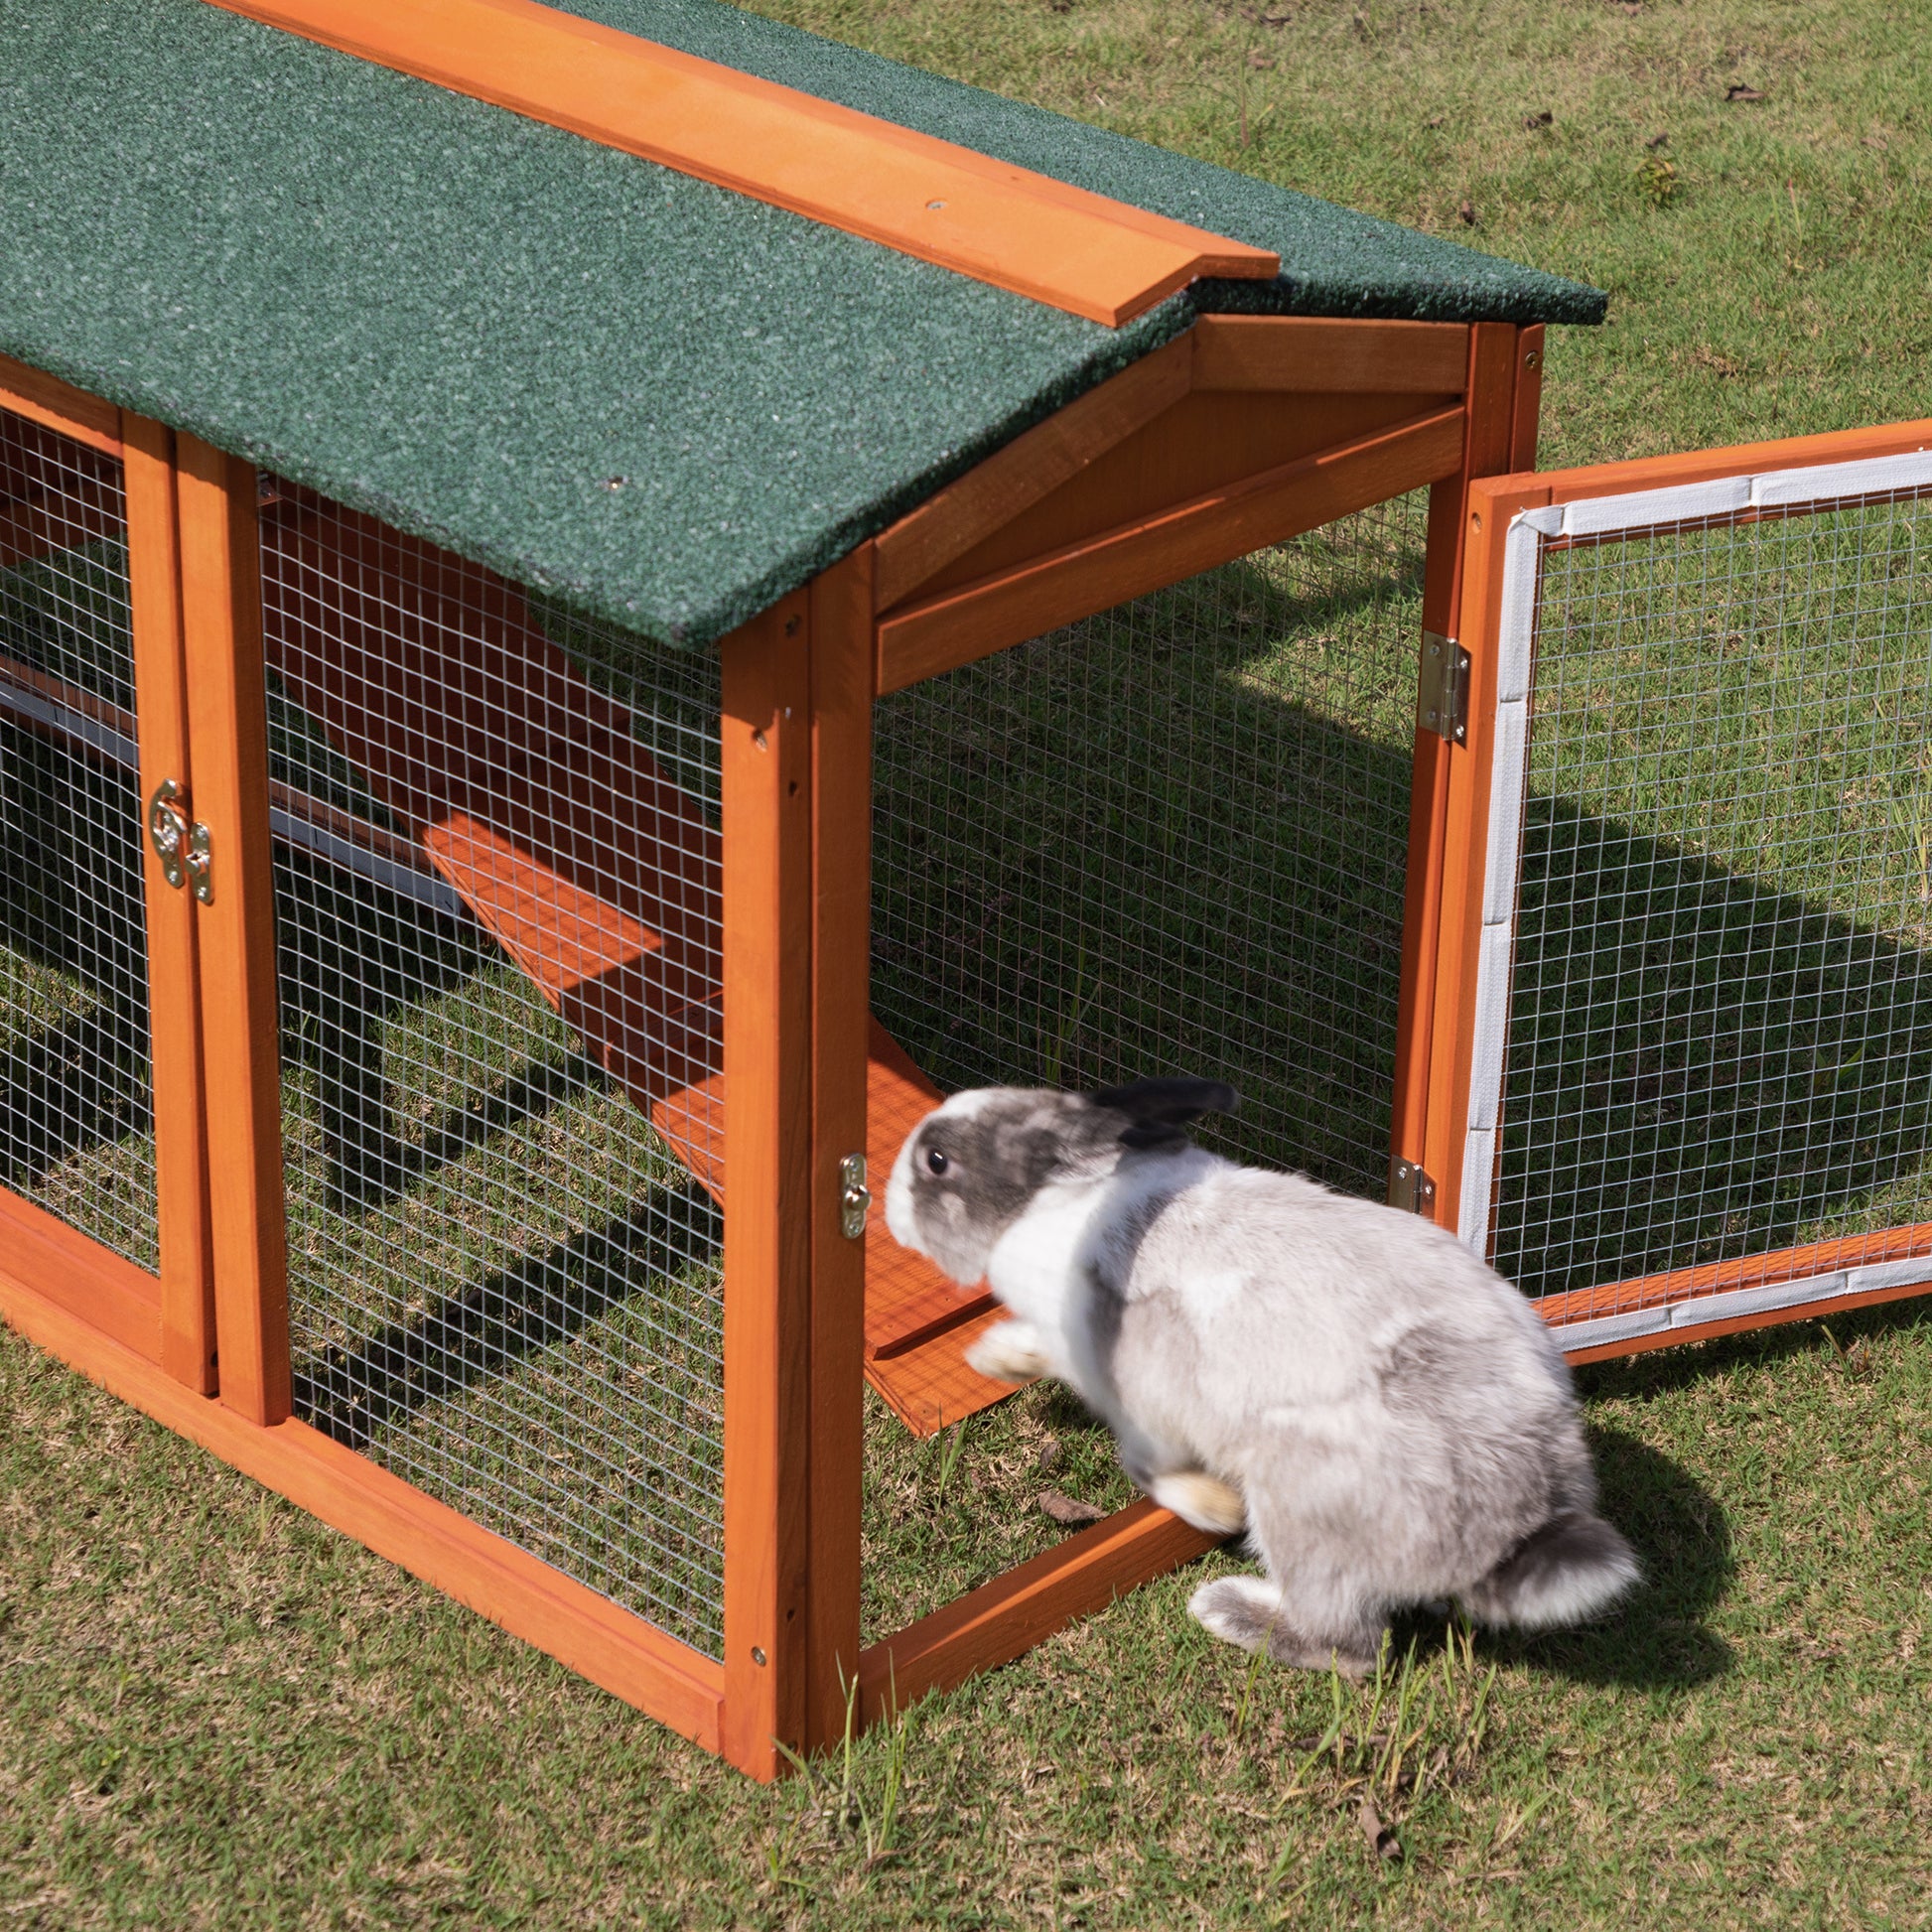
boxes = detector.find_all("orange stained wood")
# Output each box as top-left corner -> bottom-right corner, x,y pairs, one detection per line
898,387 -> 1462,611
1189,315 -> 1471,395
0,1187 -> 163,1365
1389,323 -> 1525,1189
202,0 -> 1278,327
176,435 -> 292,1427
804,548 -> 874,1753
873,319 -> 1475,617
1496,414 -> 1932,505
0,350 -> 121,456
872,334 -> 1195,612
1536,1222 -> 1932,1335
859,1498 -> 1220,1723
0,1262 -> 726,1751
1421,472 -> 1549,1230
1559,1278 -> 1932,1365
719,594 -> 816,1780
877,400 -> 1467,692
121,411 -> 218,1393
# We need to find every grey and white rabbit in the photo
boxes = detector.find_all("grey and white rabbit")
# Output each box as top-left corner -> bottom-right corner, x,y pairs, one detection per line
885,1078 -> 1637,1676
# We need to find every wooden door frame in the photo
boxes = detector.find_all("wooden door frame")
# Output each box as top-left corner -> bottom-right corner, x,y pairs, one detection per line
1424,417 -> 1932,1367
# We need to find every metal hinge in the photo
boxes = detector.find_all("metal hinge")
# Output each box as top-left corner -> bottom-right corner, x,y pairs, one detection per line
838,1153 -> 872,1239
147,778 -> 213,904
1387,1157 -> 1437,1216
1417,631 -> 1470,746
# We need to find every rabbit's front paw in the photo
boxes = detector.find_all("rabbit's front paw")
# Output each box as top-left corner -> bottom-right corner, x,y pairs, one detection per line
965,1318 -> 1049,1383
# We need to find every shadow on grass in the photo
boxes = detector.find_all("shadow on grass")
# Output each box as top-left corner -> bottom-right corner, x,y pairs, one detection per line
1492,791 -> 1932,1300
294,1182 -> 721,1451
1460,1425 -> 1734,1690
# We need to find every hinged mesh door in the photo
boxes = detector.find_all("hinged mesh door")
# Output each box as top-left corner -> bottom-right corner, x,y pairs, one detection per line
1461,450 -> 1932,1349
0,409 -> 158,1269
254,483 -> 728,1655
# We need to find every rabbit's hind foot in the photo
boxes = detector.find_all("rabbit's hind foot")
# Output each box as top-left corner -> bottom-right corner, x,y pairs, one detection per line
1187,1577 -> 1380,1681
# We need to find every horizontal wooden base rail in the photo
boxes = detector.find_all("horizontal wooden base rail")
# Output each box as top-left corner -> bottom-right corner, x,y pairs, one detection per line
0,1263 -> 727,1754
205,0 -> 1275,327
877,402 -> 1464,693
858,1498 -> 1221,1723
0,1190 -> 163,1365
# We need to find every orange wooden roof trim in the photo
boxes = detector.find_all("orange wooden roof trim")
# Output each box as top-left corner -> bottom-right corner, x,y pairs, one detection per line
202,0 -> 1280,327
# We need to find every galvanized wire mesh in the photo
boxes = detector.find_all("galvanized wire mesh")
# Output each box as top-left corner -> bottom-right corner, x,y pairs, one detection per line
872,497 -> 1428,1200
1492,488 -> 1932,1305
0,409 -> 157,1270
256,483 -> 727,1654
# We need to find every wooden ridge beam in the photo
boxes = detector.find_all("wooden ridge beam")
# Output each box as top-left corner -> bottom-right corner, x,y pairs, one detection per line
202,0 -> 1277,327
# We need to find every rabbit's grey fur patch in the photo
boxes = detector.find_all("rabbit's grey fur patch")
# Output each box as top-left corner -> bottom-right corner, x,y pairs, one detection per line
886,1083 -> 1637,1667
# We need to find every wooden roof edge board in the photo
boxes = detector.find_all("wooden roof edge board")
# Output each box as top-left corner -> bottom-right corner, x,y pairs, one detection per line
1190,315 -> 1471,394
203,0 -> 1279,327
0,350 -> 123,456
873,332 -> 1196,611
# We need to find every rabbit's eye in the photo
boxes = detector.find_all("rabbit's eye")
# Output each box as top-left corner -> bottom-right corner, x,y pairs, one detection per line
925,1148 -> 950,1176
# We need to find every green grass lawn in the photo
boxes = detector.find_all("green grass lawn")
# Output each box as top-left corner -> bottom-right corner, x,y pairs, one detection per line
5,0 -> 1932,1925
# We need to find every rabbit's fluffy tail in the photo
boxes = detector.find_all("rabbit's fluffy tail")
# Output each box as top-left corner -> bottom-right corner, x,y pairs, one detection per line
1460,1511 -> 1639,1630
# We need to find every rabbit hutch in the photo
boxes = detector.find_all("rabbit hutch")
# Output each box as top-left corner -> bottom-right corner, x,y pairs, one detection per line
6,0 -> 1927,1780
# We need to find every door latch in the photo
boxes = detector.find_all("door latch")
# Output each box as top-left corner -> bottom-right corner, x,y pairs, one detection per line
147,778 -> 213,904
839,1153 -> 872,1239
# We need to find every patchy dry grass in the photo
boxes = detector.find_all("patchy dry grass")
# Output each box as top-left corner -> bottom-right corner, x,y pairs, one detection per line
4,1301 -> 1928,1928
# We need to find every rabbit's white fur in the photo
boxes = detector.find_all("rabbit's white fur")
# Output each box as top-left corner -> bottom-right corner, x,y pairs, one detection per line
887,1080 -> 1637,1674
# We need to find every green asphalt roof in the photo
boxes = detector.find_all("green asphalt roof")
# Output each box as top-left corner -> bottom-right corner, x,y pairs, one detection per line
2,0 -> 1605,646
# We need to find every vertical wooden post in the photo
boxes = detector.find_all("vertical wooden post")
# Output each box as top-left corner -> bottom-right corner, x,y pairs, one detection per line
1389,324 -> 1528,1212
719,589 -> 816,1780
804,546 -> 876,1753
175,434 -> 290,1427
120,412 -> 217,1393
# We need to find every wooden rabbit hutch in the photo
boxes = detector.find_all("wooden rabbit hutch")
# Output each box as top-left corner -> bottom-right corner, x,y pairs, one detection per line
11,0 -> 1924,1782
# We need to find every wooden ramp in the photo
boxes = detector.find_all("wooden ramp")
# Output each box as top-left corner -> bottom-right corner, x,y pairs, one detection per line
258,495 -> 1010,1433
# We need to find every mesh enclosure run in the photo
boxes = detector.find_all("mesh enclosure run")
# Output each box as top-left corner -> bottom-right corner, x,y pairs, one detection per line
255,483 -> 728,1654
0,411 -> 157,1270
1479,483 -> 1932,1310
873,497 -> 1427,1197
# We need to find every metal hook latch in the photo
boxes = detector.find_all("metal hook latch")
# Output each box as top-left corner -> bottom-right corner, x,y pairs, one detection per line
839,1153 -> 872,1239
147,779 -> 213,904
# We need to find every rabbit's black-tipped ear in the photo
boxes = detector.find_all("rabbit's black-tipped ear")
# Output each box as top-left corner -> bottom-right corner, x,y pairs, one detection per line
1089,1077 -> 1238,1149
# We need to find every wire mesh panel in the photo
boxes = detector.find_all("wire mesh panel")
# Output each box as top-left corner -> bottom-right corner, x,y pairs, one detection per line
254,483 -> 728,1654
873,497 -> 1428,1195
1462,457 -> 1932,1343
0,409 -> 158,1270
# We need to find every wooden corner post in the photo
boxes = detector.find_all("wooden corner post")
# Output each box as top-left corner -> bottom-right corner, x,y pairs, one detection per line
1390,323 -> 1538,1211
805,546 -> 876,1755
120,411 -> 217,1392
175,434 -> 291,1426
720,591 -> 816,1779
